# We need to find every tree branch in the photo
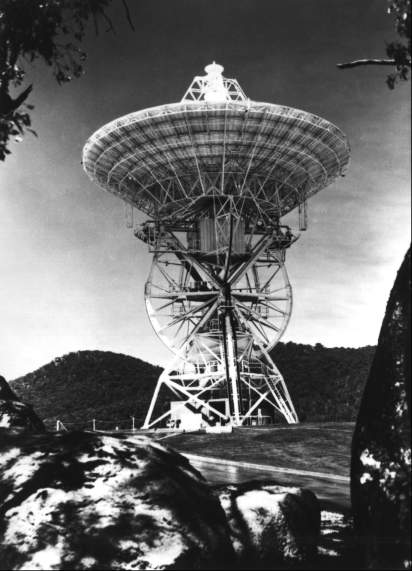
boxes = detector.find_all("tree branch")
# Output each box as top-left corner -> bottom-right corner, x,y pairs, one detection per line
121,0 -> 135,31
337,58 -> 396,69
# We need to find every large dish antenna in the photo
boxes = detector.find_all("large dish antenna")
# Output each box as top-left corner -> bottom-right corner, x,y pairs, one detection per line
83,63 -> 350,429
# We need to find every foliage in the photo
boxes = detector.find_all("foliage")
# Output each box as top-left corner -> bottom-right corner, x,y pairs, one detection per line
386,0 -> 411,88
270,342 -> 375,423
0,0 -> 132,161
11,350 -> 164,430
337,0 -> 411,89
10,344 -> 375,428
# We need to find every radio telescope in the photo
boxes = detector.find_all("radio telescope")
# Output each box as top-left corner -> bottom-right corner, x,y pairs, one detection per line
83,63 -> 350,430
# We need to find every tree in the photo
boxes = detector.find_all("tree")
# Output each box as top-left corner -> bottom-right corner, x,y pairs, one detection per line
0,0 -> 133,161
337,0 -> 411,89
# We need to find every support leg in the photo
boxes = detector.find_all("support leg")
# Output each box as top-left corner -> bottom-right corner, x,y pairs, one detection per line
258,350 -> 299,423
142,377 -> 164,429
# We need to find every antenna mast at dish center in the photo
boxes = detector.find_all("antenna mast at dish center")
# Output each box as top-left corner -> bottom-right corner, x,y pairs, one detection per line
83,63 -> 350,430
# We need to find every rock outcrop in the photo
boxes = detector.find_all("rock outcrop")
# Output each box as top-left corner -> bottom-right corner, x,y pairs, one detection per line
0,375 -> 45,432
0,431 -> 234,570
214,480 -> 321,568
351,248 -> 411,569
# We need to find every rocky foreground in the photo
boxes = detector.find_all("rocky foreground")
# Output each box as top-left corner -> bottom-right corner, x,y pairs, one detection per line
351,247 -> 411,569
0,375 -> 323,570
0,433 -> 322,569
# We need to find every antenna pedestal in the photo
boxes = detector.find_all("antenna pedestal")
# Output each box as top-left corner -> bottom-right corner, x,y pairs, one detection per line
142,341 -> 298,430
139,217 -> 298,430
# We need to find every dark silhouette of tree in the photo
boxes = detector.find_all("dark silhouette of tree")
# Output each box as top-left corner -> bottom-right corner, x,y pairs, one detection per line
0,0 -> 133,161
337,0 -> 411,89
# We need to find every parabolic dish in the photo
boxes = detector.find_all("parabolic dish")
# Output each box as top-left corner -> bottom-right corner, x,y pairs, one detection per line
83,76 -> 350,223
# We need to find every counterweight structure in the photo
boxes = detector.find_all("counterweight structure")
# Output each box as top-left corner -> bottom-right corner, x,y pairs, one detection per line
83,63 -> 350,429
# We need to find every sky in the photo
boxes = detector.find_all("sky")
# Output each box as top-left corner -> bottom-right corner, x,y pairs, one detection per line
0,0 -> 410,379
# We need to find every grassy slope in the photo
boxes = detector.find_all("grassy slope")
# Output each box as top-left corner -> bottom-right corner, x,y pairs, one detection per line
168,423 -> 355,477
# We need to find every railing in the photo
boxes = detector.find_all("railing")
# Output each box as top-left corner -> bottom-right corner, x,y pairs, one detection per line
54,413 -> 280,432
167,281 -> 215,294
241,361 -> 265,374
55,417 -> 138,433
241,414 -> 272,426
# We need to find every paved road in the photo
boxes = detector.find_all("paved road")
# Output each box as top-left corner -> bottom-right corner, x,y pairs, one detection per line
184,454 -> 350,512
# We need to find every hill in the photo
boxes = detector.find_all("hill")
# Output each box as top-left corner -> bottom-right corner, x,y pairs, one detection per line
270,342 -> 376,422
10,343 -> 375,429
10,351 -> 163,430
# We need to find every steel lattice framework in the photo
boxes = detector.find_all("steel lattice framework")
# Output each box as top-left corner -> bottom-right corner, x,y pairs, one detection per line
83,63 -> 350,429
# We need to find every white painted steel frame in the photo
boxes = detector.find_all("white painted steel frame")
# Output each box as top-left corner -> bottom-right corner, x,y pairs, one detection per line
141,223 -> 298,429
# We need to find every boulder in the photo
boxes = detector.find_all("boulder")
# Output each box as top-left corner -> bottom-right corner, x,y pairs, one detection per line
214,480 -> 320,568
0,431 -> 234,570
351,248 -> 411,569
0,375 -> 45,432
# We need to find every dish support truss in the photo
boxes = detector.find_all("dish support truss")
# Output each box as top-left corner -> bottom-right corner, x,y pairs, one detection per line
181,61 -> 248,103
137,199 -> 299,429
